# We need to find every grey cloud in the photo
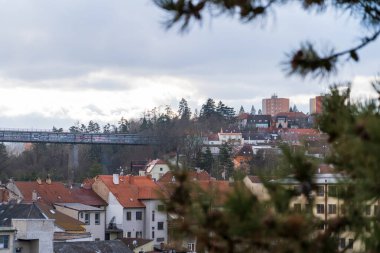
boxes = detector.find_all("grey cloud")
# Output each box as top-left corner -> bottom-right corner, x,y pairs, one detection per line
83,105 -> 106,116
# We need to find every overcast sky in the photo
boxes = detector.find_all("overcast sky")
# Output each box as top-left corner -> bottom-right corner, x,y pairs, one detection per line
0,0 -> 378,130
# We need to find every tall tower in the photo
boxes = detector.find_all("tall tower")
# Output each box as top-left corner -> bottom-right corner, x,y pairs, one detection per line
262,94 -> 290,116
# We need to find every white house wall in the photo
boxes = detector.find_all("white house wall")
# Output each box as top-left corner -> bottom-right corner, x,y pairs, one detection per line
122,207 -> 145,238
142,200 -> 167,245
107,192 -> 124,229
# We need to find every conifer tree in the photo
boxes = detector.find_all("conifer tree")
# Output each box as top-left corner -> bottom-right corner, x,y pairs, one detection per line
250,105 -> 256,115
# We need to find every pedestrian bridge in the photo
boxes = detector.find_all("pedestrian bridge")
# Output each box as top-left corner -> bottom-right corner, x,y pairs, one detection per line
0,129 -> 158,145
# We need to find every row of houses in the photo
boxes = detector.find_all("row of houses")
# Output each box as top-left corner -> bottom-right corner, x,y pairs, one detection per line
0,164 -> 229,253
237,111 -> 311,130
1,161 -> 361,253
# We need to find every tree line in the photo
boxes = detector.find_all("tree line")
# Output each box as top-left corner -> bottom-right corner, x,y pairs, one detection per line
0,98 -> 272,182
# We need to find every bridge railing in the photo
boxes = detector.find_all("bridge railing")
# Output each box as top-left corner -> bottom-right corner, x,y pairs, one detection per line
0,129 -> 159,145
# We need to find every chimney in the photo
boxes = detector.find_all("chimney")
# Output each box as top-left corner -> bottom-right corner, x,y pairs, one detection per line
46,174 -> 52,185
32,190 -> 38,202
112,174 -> 119,185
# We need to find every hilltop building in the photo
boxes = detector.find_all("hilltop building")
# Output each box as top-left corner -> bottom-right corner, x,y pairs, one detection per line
262,94 -> 290,116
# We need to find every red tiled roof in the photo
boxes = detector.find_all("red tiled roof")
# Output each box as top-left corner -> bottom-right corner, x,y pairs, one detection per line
0,188 -> 9,203
71,187 -> 107,207
37,202 -> 85,232
81,178 -> 95,190
15,181 -> 77,205
95,175 -> 160,208
317,164 -> 335,174
207,133 -> 219,141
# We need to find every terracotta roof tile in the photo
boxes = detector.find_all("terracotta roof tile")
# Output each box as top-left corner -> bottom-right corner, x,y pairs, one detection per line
71,187 -> 107,207
37,202 -> 86,232
96,175 -> 160,208
15,181 -> 77,205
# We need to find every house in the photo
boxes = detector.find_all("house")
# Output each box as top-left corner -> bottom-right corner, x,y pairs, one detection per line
246,115 -> 272,129
233,145 -> 254,172
218,129 -> 243,145
54,203 -> 106,241
275,112 -> 308,129
37,202 -> 92,242
54,240 -> 134,253
279,128 -> 320,145
92,174 -> 168,246
237,112 -> 250,129
139,159 -> 170,181
0,203 -> 55,253
271,165 -> 363,252
6,178 -> 102,242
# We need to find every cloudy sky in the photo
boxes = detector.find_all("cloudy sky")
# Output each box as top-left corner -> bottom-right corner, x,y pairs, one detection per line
0,1 -> 378,130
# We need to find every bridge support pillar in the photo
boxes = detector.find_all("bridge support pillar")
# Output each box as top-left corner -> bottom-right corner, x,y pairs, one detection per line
68,144 -> 79,185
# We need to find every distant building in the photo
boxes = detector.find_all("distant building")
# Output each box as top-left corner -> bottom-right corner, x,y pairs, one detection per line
262,94 -> 290,116
275,112 -> 308,129
310,95 -> 325,114
139,159 -> 170,181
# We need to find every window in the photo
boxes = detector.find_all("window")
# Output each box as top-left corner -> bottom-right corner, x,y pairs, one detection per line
188,243 -> 195,252
328,186 -> 337,197
317,186 -> 324,197
80,212 -> 84,219
136,231 -> 142,238
95,213 -> 100,225
136,211 -> 143,220
328,204 -> 337,214
293,203 -> 301,213
152,231 -> 155,239
156,237 -> 165,242
127,232 -> 131,238
339,238 -> 345,249
85,213 -> 90,225
316,204 -> 325,214
348,239 -> 354,249
158,221 -> 164,230
160,167 -> 163,171
0,235 -> 9,249
126,211 -> 131,220
152,210 -> 155,221
158,205 -> 165,212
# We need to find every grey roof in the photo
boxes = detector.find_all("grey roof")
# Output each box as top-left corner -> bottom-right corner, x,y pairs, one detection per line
54,240 -> 134,253
0,203 -> 46,226
121,237 -> 153,249
273,173 -> 349,185
54,203 -> 104,211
